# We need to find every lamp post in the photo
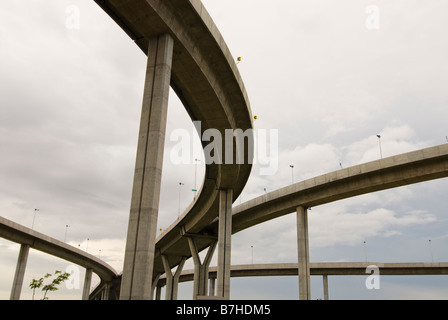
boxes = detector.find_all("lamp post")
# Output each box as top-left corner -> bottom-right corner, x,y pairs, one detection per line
289,165 -> 294,185
194,159 -> 200,200
363,241 -> 368,262
64,225 -> 70,242
429,240 -> 434,263
178,182 -> 184,217
251,245 -> 254,264
377,135 -> 383,159
31,208 -> 39,229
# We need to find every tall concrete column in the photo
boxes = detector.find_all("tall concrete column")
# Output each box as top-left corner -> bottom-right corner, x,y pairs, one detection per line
155,285 -> 162,300
161,255 -> 186,300
297,206 -> 310,300
217,189 -> 233,300
82,268 -> 93,300
101,283 -> 110,300
151,273 -> 161,300
187,237 -> 217,299
209,278 -> 216,296
10,244 -> 30,300
323,275 -> 329,300
120,34 -> 174,300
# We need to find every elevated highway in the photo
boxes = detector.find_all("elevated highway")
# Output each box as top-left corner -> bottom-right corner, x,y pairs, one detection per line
2,0 -> 448,300
0,216 -> 118,299
164,262 -> 448,284
94,0 -> 254,299
92,144 -> 448,299
150,262 -> 448,300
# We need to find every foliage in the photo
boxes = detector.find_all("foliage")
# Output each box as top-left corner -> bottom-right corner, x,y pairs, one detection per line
29,270 -> 71,300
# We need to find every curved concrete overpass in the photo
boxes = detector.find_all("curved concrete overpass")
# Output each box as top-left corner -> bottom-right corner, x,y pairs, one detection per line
212,143 -> 448,234
98,144 -> 448,299
4,1 -> 448,300
162,261 -> 448,283
0,216 -> 118,299
151,262 -> 448,300
94,0 -> 254,298
156,144 -> 448,272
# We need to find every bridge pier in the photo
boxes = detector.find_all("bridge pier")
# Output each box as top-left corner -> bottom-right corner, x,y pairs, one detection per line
297,206 -> 311,300
209,277 -> 216,296
323,275 -> 329,300
217,189 -> 233,300
187,237 -> 217,300
161,255 -> 186,300
120,33 -> 174,300
82,268 -> 93,300
10,244 -> 30,300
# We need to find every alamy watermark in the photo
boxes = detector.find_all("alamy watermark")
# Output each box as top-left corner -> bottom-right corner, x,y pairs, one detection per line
65,5 -> 80,30
65,264 -> 81,290
170,121 -> 279,176
366,5 -> 381,30
365,265 -> 380,290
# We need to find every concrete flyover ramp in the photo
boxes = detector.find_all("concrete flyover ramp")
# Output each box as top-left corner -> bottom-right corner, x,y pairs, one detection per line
94,0 -> 253,299
153,262 -> 448,299
93,144 -> 448,299
161,262 -> 448,284
216,143 -> 448,235
0,216 -> 118,299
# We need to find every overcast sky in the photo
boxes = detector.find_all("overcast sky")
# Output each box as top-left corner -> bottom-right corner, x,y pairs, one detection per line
1,0 -> 448,300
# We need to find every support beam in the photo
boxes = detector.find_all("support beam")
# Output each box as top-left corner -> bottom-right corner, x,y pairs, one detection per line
187,237 -> 217,300
101,283 -> 110,300
10,244 -> 30,300
217,189 -> 233,300
82,268 -> 93,300
155,285 -> 162,300
297,206 -> 310,300
209,278 -> 215,296
120,33 -> 174,300
151,273 -> 161,300
323,275 -> 329,300
161,255 -> 186,300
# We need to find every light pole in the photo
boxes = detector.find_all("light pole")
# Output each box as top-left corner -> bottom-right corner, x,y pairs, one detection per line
31,208 -> 39,229
178,182 -> 184,217
194,159 -> 200,200
64,225 -> 70,242
289,165 -> 294,185
377,135 -> 383,159
429,240 -> 434,263
363,241 -> 368,262
251,245 -> 254,264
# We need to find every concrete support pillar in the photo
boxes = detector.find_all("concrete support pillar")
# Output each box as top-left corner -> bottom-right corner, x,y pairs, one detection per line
217,189 -> 233,300
10,244 -> 30,300
120,33 -> 174,300
187,238 -> 217,300
323,275 -> 329,300
150,273 -> 161,300
155,285 -> 162,300
161,255 -> 186,300
82,268 -> 93,300
209,278 -> 215,296
297,206 -> 311,300
101,283 -> 110,300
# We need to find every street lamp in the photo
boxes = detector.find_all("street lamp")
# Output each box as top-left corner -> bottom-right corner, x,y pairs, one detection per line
178,182 -> 184,217
289,165 -> 294,185
363,241 -> 368,262
64,225 -> 70,242
194,159 -> 201,200
31,209 -> 39,229
377,135 -> 383,159
429,240 -> 434,263
251,245 -> 254,264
